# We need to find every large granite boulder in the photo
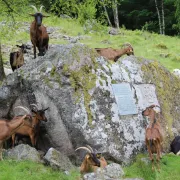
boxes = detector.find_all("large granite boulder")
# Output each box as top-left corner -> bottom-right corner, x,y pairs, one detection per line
0,44 -> 180,165
4,144 -> 41,162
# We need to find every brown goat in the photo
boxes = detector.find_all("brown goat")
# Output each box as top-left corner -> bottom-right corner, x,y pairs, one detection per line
29,5 -> 49,59
95,43 -> 134,62
142,104 -> 163,171
75,145 -> 107,174
10,44 -> 30,71
12,105 -> 48,147
0,115 -> 27,160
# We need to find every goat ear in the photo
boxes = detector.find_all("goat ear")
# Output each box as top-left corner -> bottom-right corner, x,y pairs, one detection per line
29,13 -> 35,16
43,107 -> 49,111
86,154 -> 91,159
42,15 -> 50,18
149,105 -> 156,108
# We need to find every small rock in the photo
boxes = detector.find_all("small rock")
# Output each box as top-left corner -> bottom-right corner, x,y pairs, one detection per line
140,157 -> 150,165
83,163 -> 124,180
108,28 -> 119,35
44,147 -> 74,171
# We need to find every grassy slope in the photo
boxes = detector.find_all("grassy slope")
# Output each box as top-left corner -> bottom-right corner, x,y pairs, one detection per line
0,160 -> 80,180
124,154 -> 180,180
0,15 -> 180,71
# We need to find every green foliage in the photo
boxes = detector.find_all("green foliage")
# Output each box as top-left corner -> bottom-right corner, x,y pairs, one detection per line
50,0 -> 78,17
175,0 -> 180,31
0,159 -> 80,180
77,0 -> 97,25
124,154 -> 180,180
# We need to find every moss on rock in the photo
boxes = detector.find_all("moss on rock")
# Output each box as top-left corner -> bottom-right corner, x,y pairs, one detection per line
62,46 -> 99,124
141,60 -> 180,149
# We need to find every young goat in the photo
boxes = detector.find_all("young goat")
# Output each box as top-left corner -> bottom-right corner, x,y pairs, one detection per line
142,105 -> 163,171
11,105 -> 48,147
10,44 -> 29,71
0,115 -> 28,160
29,5 -> 49,59
95,43 -> 134,62
75,145 -> 107,174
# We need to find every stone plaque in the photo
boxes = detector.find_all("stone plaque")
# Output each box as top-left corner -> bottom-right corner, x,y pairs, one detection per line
133,84 -> 160,110
112,83 -> 138,115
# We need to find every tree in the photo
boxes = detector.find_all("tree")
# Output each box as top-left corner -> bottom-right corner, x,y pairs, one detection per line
100,0 -> 112,27
154,0 -> 163,34
175,0 -> 180,30
112,0 -> 119,28
0,43 -> 5,81
161,0 -> 165,34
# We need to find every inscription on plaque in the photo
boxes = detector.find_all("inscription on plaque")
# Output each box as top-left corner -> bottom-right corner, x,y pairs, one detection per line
133,84 -> 160,110
112,83 -> 138,115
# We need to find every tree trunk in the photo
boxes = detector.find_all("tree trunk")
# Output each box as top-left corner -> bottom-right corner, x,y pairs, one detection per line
112,0 -> 119,29
161,0 -> 165,35
101,0 -> 112,27
154,0 -> 162,34
0,44 -> 5,81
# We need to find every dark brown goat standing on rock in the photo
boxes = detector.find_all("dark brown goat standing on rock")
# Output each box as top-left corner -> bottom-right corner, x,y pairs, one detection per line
95,43 -> 134,62
10,44 -> 30,71
11,105 -> 48,147
29,5 -> 49,59
142,105 -> 163,171
75,145 -> 107,174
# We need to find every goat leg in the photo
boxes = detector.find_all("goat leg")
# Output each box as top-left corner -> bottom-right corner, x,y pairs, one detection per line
156,143 -> 161,172
30,134 -> 35,147
11,134 -> 16,148
0,142 -> 3,161
33,45 -> 36,59
146,142 -> 154,171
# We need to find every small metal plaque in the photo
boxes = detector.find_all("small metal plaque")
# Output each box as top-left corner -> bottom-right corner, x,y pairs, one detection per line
112,83 -> 138,115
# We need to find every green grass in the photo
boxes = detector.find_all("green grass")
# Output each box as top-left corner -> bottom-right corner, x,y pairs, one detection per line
124,154 -> 180,180
0,159 -> 80,180
0,12 -> 180,71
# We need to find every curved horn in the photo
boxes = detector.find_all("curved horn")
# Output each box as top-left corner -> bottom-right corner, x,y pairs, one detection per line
30,104 -> 39,111
39,5 -> 44,13
75,147 -> 91,153
86,145 -> 94,153
13,106 -> 31,115
30,5 -> 38,13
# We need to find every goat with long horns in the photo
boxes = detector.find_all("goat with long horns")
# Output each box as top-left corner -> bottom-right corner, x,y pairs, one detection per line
29,5 -> 49,59
11,105 -> 48,147
75,145 -> 107,173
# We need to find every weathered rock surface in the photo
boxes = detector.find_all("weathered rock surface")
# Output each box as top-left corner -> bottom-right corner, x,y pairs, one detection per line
0,44 -> 180,165
83,163 -> 124,180
44,147 -> 74,171
4,144 -> 41,162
